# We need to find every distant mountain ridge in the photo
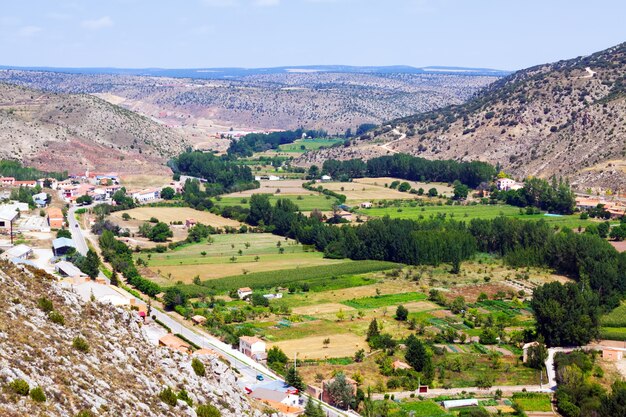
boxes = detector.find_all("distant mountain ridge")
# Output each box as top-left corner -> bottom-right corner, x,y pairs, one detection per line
0,64 -> 511,80
297,42 -> 626,190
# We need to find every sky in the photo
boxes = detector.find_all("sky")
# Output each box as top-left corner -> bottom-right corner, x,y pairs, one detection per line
0,0 -> 624,71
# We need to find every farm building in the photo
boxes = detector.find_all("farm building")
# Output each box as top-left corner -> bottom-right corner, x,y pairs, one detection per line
321,175 -> 332,182
602,348 -> 624,362
52,237 -> 75,256
237,287 -> 253,299
442,399 -> 479,409
159,334 -> 191,353
0,205 -> 20,233
191,315 -> 207,325
55,260 -> 87,280
360,202 -> 373,208
0,177 -> 15,186
1,244 -> 33,260
14,180 -> 37,188
33,192 -> 48,207
132,188 -> 161,203
495,178 -> 522,191
248,382 -> 302,416
47,207 -> 64,229
185,218 -> 197,228
239,336 -> 266,361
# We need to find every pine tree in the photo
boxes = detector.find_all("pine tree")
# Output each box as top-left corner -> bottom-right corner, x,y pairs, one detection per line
285,366 -> 305,392
110,271 -> 119,286
366,319 -> 379,342
405,334 -> 430,372
83,249 -> 100,279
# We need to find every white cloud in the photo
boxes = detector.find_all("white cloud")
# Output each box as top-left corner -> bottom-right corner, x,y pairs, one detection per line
254,0 -> 280,6
192,25 -> 216,35
17,25 -> 43,37
80,16 -> 114,30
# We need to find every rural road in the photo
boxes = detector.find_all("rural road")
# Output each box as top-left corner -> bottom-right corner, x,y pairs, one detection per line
69,204 -> 350,417
379,129 -> 406,154
372,384 -> 552,401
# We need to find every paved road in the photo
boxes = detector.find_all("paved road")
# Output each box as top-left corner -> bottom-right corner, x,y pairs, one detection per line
69,205 -> 350,417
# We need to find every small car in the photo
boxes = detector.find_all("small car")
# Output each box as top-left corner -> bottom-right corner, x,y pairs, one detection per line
256,374 -> 264,381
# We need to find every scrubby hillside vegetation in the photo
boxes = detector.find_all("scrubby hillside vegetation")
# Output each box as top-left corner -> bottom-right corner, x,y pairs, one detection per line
0,83 -> 189,174
300,42 -> 626,189
0,262 -> 257,417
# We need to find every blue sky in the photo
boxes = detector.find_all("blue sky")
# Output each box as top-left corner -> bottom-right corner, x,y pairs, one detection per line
1,0 -> 624,71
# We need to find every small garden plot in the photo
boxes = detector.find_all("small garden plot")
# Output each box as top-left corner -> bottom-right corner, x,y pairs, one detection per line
473,300 -> 531,318
512,393 -> 552,412
385,399 -> 453,417
342,292 -> 427,309
269,333 -> 366,360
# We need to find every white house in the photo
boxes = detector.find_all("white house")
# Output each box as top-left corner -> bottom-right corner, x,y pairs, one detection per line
1,244 -> 33,260
496,178 -> 523,191
321,175 -> 332,182
268,175 -> 280,181
132,188 -> 161,203
360,202 -> 373,208
239,336 -> 266,361
237,287 -> 253,299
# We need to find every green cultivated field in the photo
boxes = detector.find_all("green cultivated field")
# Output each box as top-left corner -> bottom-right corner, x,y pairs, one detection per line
215,194 -> 337,211
600,327 -> 626,340
177,260 -> 400,295
512,393 -> 552,412
360,203 -> 592,228
601,302 -> 626,327
277,138 -> 344,153
342,292 -> 427,309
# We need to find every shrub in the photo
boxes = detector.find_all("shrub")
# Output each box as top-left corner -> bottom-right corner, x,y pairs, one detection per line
159,386 -> 178,406
192,357 -> 206,377
8,379 -> 30,396
197,404 -> 222,417
72,336 -> 90,353
29,386 -> 46,402
75,411 -> 95,417
178,388 -> 193,406
37,297 -> 54,313
48,310 -> 65,325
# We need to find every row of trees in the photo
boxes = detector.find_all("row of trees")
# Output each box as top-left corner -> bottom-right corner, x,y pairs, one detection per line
227,128 -> 327,157
320,153 -> 496,188
0,160 -> 67,181
170,151 -> 257,196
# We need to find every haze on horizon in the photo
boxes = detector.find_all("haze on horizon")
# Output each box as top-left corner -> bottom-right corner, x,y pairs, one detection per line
0,0 -> 624,72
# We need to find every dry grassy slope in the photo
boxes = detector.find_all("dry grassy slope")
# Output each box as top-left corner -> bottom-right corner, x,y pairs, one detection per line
300,42 -> 626,190
0,262 -> 259,417
0,83 -> 189,174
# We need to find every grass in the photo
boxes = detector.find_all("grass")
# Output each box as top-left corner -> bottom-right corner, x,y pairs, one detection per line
214,194 -> 337,211
512,393 -> 552,412
277,138 -> 344,153
601,302 -> 626,327
371,399 -> 453,417
176,260 -> 401,294
342,292 -> 427,309
359,203 -> 593,228
600,327 -> 626,341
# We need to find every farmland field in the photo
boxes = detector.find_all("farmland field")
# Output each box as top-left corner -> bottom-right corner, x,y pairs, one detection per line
359,203 -> 593,228
342,292 -> 427,309
215,193 -> 337,211
140,233 -> 350,284
601,302 -> 626,327
319,180 -> 432,203
223,179 -> 309,197
512,393 -> 552,412
388,400 -> 453,417
277,138 -> 344,153
111,207 -> 241,227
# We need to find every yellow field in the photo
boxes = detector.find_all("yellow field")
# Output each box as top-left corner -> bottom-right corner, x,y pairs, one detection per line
225,179 -> 309,197
320,177 -> 454,203
293,303 -> 356,315
111,207 -> 241,227
119,174 -> 172,189
270,333 -> 366,360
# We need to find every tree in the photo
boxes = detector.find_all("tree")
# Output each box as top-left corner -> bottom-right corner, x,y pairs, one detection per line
453,181 -> 469,200
192,357 -> 206,376
450,296 -> 466,314
251,293 -> 269,307
160,186 -> 175,200
398,182 -> 411,192
405,334 -> 431,372
81,249 -> 100,279
531,282 -> 600,347
285,366 -> 306,392
304,399 -> 325,417
366,319 -> 380,344
326,373 -> 354,410
76,195 -> 93,205
109,271 -> 119,286
163,287 -> 188,311
57,228 -> 72,239
428,187 -> 438,197
267,346 -> 288,366
527,337 -> 548,370
148,222 -> 173,242
395,305 -> 408,321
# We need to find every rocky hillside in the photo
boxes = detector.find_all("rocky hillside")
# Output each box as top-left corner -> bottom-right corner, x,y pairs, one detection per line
299,42 -> 626,190
0,262 -> 259,417
0,70 -> 499,135
0,83 -> 189,175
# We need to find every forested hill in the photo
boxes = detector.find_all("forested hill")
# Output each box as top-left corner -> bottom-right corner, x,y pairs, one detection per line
298,42 -> 626,190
